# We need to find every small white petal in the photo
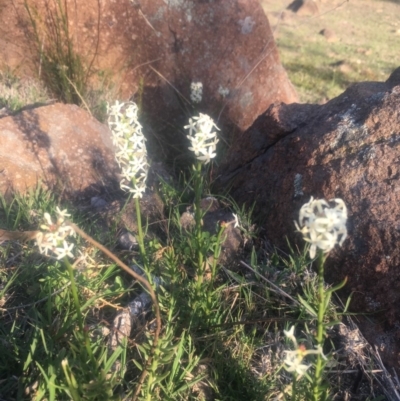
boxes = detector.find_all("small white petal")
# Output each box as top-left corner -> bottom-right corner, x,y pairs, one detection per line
55,241 -> 74,260
232,213 -> 239,228
283,326 -> 297,346
43,213 -> 53,226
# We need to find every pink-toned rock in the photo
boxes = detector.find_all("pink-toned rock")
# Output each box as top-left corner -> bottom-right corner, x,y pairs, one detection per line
0,103 -> 119,198
1,0 -> 297,156
217,68 -> 400,329
134,0 -> 297,135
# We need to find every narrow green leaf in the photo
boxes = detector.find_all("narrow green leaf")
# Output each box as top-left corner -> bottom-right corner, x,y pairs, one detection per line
225,269 -> 246,284
172,374 -> 207,396
132,358 -> 143,371
23,334 -> 39,371
153,370 -> 170,385
323,291 -> 332,314
104,345 -> 124,373
343,292 -> 353,314
323,319 -> 342,328
171,332 -> 185,381
326,277 -> 348,294
48,374 -> 57,401
298,295 -> 317,317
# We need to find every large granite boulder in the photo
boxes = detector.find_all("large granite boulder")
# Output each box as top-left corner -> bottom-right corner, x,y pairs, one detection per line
132,0 -> 298,139
0,103 -> 119,198
217,68 -> 400,328
1,0 -> 297,157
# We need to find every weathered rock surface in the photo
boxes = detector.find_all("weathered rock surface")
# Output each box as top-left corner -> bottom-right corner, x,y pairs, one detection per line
0,103 -> 119,198
217,68 -> 400,329
133,0 -> 298,140
1,0 -> 297,156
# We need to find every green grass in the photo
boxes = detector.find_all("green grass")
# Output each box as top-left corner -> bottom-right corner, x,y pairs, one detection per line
0,189 -> 127,400
0,1 -> 396,399
277,35 -> 397,103
0,69 -> 50,112
0,172 -> 386,400
262,0 -> 400,103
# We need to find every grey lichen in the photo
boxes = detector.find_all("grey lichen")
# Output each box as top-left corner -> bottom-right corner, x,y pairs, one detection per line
294,173 -> 304,199
330,104 -> 370,151
238,16 -> 255,34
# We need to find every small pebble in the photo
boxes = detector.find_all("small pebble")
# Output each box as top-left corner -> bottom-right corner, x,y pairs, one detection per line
90,196 -> 108,209
118,231 -> 139,250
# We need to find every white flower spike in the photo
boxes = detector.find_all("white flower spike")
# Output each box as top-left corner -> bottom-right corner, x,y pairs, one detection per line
295,197 -> 348,258
185,113 -> 220,164
190,81 -> 203,103
107,101 -> 149,198
218,85 -> 229,98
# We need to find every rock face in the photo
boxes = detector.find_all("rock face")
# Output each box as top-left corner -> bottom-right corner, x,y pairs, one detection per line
132,0 -> 298,144
217,68 -> 400,326
0,103 -> 119,198
1,0 -> 297,156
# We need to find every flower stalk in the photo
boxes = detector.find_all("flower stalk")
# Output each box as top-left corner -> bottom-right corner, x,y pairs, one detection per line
185,114 -> 219,292
193,161 -> 204,291
108,101 -> 150,271
293,196 -> 349,401
134,195 -> 148,271
313,251 -> 327,400
35,209 -> 95,366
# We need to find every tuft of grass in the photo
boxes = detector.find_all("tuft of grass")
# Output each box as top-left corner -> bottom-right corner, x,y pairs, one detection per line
24,0 -> 89,105
0,69 -> 50,112
0,189 -> 128,400
21,0 -> 114,122
0,181 -> 389,400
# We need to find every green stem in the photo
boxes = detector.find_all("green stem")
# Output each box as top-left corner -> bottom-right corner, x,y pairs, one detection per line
134,195 -> 148,272
64,257 -> 95,366
145,376 -> 154,401
65,257 -> 83,329
313,251 -> 327,401
210,223 -> 225,286
193,161 -> 204,290
292,374 -> 297,401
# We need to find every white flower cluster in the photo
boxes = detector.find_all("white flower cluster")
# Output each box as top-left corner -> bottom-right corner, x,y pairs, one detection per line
283,326 -> 326,377
184,113 -> 220,164
35,208 -> 75,260
218,85 -> 229,98
295,197 -> 347,259
108,101 -> 149,199
190,81 -> 203,103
